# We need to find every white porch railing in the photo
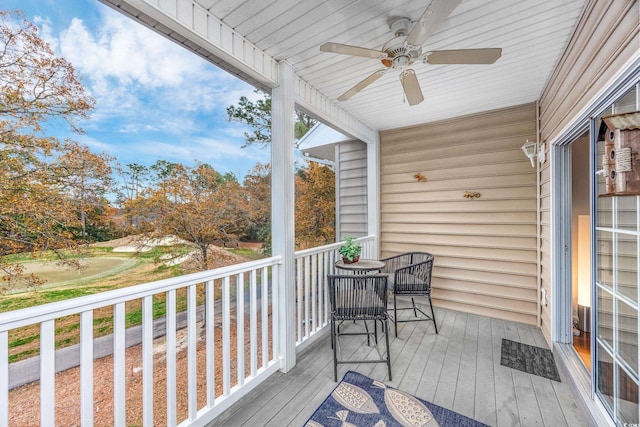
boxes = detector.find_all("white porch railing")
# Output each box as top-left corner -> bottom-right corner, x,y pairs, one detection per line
0,257 -> 282,427
0,235 -> 376,426
294,236 -> 376,351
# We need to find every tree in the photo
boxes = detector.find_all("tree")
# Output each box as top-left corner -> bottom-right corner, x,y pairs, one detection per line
226,90 -> 317,147
242,163 -> 271,251
117,163 -> 149,201
58,142 -> 113,239
145,163 -> 249,271
0,10 -> 96,292
115,162 -> 150,231
295,162 -> 335,249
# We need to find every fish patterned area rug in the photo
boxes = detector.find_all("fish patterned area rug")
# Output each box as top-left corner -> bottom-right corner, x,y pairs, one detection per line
305,371 -> 489,427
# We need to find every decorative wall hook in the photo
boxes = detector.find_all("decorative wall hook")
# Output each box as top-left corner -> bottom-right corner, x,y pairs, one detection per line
413,172 -> 427,182
463,191 -> 481,199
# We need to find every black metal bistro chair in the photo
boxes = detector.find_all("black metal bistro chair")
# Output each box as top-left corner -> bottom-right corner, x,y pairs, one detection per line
328,274 -> 392,381
381,252 -> 438,337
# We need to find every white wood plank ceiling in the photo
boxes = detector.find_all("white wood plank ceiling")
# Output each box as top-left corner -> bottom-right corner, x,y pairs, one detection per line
116,0 -> 587,131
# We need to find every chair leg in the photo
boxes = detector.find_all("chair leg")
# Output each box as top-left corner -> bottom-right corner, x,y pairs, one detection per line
384,318 -> 392,381
374,319 -> 378,344
364,320 -> 370,346
411,297 -> 417,317
330,318 -> 334,349
429,295 -> 438,334
393,294 -> 398,337
332,319 -> 338,381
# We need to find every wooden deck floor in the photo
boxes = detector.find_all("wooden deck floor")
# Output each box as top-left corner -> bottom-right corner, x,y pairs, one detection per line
211,307 -> 588,427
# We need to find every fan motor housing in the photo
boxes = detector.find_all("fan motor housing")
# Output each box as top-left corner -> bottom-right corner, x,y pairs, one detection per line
381,35 -> 421,69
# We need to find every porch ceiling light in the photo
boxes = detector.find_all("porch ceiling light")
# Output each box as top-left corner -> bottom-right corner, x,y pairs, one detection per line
521,140 -> 538,167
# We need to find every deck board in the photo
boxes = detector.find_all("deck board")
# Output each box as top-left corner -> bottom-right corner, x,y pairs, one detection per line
433,312 -> 466,409
417,309 -> 455,402
210,308 -> 588,427
453,313 -> 479,419
491,318 -> 520,427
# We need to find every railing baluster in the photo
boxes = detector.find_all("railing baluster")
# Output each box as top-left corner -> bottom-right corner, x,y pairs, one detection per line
40,320 -> 55,427
142,295 -> 154,426
80,310 -> 94,427
296,257 -> 302,343
317,252 -> 323,329
261,266 -> 268,369
250,269 -> 257,377
166,289 -> 177,427
1,331 -> 8,427
304,255 -> 310,338
205,279 -> 215,407
311,253 -> 317,333
113,303 -> 126,426
222,276 -> 231,396
188,285 -> 197,421
236,273 -> 245,386
322,252 -> 331,324
272,264 -> 279,359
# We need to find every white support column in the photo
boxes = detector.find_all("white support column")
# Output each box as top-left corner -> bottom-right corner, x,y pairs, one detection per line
272,61 -> 297,372
367,133 -> 381,257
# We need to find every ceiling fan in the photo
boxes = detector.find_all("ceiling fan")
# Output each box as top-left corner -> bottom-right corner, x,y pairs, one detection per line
319,0 -> 502,106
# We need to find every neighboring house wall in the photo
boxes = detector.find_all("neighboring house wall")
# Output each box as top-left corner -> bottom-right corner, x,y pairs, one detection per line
538,0 -> 640,342
379,103 -> 538,325
336,140 -> 368,240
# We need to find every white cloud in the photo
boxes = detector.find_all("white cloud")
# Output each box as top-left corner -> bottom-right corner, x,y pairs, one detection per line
55,9 -> 256,124
59,15 -> 201,89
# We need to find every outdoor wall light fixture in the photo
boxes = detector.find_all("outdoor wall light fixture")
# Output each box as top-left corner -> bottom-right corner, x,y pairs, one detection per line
521,140 -> 538,167
521,140 -> 546,167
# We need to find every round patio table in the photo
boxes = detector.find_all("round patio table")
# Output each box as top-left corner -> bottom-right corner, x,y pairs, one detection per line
334,259 -> 385,274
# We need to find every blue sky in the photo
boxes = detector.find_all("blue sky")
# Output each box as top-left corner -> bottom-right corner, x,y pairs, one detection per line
4,0 -> 269,179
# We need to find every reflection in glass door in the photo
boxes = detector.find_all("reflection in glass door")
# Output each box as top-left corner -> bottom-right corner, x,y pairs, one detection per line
595,86 -> 640,425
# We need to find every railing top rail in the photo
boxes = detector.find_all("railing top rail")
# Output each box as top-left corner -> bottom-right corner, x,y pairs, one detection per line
0,256 -> 282,331
294,235 -> 375,258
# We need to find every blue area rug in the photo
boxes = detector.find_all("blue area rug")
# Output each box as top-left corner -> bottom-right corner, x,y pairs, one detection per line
305,371 -> 489,427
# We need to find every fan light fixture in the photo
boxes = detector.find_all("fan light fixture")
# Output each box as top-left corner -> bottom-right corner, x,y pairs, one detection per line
319,0 -> 502,105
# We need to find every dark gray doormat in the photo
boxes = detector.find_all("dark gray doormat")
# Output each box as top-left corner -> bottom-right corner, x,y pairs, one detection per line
500,338 -> 561,382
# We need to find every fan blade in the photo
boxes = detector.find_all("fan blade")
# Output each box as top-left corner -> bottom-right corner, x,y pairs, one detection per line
400,69 -> 424,106
338,70 -> 387,101
405,0 -> 462,47
426,48 -> 502,64
320,42 -> 385,59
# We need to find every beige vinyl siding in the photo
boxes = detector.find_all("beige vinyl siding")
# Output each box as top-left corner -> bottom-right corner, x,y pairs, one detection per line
539,0 -> 640,143
336,140 -> 367,240
538,0 -> 640,343
379,103 -> 538,325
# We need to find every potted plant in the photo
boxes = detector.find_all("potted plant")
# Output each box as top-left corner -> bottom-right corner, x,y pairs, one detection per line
339,237 -> 361,264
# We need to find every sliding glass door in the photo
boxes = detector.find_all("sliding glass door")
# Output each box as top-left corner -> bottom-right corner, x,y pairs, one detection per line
595,86 -> 640,425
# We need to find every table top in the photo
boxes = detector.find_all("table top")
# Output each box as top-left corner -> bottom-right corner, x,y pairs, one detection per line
334,259 -> 385,272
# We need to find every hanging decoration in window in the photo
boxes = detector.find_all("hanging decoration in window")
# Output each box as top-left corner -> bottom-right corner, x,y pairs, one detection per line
601,111 -> 640,196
